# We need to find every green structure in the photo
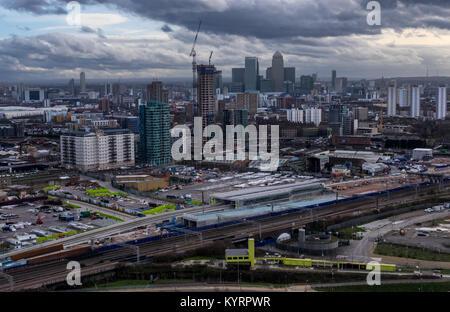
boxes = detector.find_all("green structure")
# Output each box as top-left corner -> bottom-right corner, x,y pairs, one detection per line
139,100 -> 171,165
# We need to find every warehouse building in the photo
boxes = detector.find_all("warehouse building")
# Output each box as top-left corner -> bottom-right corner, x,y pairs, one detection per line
210,180 -> 325,208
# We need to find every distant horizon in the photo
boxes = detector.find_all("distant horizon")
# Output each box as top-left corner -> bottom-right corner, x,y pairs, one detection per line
3,75 -> 450,87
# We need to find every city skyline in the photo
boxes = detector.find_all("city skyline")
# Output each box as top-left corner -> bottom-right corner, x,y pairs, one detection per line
0,0 -> 449,81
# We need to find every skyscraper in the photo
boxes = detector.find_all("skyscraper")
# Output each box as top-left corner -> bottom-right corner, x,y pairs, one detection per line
388,86 -> 396,116
300,75 -> 314,93
68,78 -> 75,96
410,86 -> 421,118
214,70 -> 223,96
284,67 -> 295,84
147,81 -> 169,104
437,86 -> 447,120
197,64 -> 216,127
139,100 -> 171,165
335,77 -> 347,93
271,51 -> 284,92
232,68 -> 245,84
80,72 -> 86,93
331,70 -> 336,91
244,57 -> 259,92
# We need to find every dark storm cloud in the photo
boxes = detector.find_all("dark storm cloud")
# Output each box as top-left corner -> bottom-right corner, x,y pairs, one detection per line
161,24 -> 173,33
1,0 -> 66,15
0,33 -> 190,77
2,0 -> 449,39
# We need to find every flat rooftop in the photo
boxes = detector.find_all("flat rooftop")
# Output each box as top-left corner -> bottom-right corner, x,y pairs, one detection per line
210,179 -> 325,202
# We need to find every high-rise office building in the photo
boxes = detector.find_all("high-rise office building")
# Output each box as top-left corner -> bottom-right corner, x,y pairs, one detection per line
260,79 -> 272,93
80,72 -> 86,93
68,79 -> 75,96
410,86 -> 421,118
437,86 -> 447,120
271,51 -> 284,92
331,70 -> 336,91
335,77 -> 347,93
300,75 -> 314,93
146,81 -> 168,104
284,67 -> 295,84
388,86 -> 396,116
139,100 -> 171,165
244,57 -> 259,92
214,70 -> 223,96
232,68 -> 245,84
197,64 -> 216,127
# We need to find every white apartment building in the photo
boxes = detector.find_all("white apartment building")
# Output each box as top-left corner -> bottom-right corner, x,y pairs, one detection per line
60,129 -> 134,171
387,86 -> 396,116
437,87 -> 447,120
287,108 -> 304,123
287,108 -> 322,126
398,88 -> 408,107
305,107 -> 322,126
410,86 -> 421,118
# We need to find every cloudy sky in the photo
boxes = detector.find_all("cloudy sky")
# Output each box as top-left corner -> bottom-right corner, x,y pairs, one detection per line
0,0 -> 449,82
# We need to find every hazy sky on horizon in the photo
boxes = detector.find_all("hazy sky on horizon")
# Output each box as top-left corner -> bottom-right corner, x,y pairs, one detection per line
0,0 -> 449,82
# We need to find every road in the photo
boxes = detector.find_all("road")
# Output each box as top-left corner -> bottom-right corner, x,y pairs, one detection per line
65,199 -> 136,221
348,209 -> 450,263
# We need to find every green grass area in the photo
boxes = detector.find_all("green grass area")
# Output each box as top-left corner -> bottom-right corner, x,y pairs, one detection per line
241,282 -> 286,288
96,279 -> 195,288
374,243 -> 450,262
85,188 -> 127,197
85,188 -> 110,195
440,269 -> 450,275
92,191 -> 128,197
97,212 -> 123,222
43,185 -> 60,190
141,203 -> 175,215
314,281 -> 450,292
36,230 -> 80,243
189,200 -> 203,205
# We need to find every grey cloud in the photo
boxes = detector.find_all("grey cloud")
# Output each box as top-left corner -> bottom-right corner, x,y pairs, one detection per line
80,26 -> 107,39
161,24 -> 173,33
2,0 -> 450,39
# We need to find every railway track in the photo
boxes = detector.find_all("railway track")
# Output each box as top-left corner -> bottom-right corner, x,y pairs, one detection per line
1,182 -> 447,291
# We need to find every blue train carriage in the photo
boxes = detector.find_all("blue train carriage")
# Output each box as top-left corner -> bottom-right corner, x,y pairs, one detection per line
0,259 -> 27,270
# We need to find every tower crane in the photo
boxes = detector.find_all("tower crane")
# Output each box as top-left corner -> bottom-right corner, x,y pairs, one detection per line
189,20 -> 202,116
209,51 -> 213,65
